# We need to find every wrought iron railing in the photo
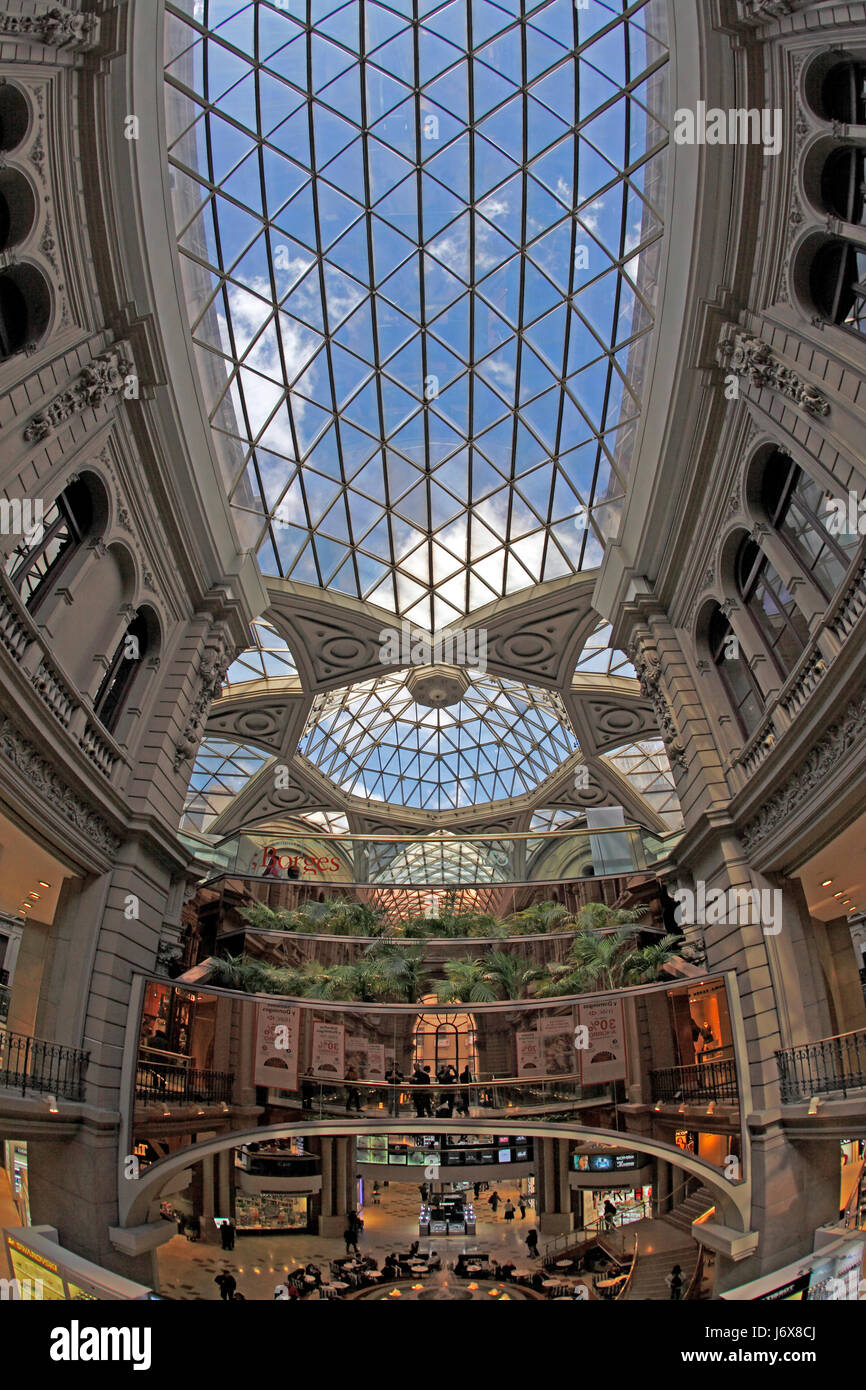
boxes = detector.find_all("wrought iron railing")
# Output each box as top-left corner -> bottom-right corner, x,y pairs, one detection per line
135,1061 -> 234,1105
775,1028 -> 866,1103
649,1059 -> 739,1105
0,1027 -> 88,1101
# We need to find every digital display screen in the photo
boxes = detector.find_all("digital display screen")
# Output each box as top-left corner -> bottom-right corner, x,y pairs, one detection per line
498,1148 -> 511,1163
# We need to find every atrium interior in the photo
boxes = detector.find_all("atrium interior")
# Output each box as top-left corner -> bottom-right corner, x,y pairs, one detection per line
0,0 -> 865,1326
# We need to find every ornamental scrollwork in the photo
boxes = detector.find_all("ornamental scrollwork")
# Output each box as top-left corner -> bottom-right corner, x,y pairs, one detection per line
717,327 -> 830,419
24,349 -> 134,443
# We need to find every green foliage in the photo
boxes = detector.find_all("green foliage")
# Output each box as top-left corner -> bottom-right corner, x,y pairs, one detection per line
207,941 -> 428,1003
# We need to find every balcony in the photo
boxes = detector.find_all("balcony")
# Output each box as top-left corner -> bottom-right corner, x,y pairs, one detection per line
0,569 -> 128,786
0,1026 -> 89,1102
775,1028 -> 866,1104
649,1058 -> 739,1106
135,1060 -> 234,1107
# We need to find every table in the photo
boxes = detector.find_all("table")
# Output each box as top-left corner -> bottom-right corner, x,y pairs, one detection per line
596,1275 -> 627,1289
365,1270 -> 382,1280
303,1275 -> 317,1284
556,1260 -> 574,1269
331,1281 -> 349,1291
541,1280 -> 561,1290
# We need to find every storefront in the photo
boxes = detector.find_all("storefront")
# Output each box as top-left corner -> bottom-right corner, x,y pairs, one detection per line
569,1149 -> 652,1227
234,1192 -> 313,1234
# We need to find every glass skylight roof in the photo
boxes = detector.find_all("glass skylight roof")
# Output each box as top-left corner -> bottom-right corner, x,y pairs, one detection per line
299,670 -> 578,808
603,737 -> 680,827
165,0 -> 669,627
574,618 -> 635,677
182,736 -> 270,831
224,617 -> 298,686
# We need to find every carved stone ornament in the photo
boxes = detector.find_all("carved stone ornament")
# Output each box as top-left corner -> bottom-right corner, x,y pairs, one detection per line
174,636 -> 234,772
0,5 -> 100,49
742,687 -> 866,851
0,714 -> 121,858
24,349 -> 133,443
717,326 -> 830,419
625,638 -> 688,771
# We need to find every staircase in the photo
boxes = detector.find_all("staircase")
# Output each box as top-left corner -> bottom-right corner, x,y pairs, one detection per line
625,1244 -> 699,1300
661,1185 -> 715,1235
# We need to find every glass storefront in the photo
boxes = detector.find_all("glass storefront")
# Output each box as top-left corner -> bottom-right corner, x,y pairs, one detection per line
4,1140 -> 30,1225
234,1192 -> 312,1233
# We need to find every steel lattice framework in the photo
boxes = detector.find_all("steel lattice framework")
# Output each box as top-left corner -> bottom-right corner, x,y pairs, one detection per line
164,0 -> 669,628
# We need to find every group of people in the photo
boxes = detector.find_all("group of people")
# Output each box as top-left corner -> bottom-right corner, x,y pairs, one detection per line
486,1190 -> 529,1221
387,1060 -> 474,1118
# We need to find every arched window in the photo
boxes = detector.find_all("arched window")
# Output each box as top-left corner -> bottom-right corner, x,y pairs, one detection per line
762,451 -> 858,599
93,610 -> 149,733
821,147 -> 866,226
413,999 -> 478,1079
708,606 -> 764,738
820,61 -> 866,124
736,537 -> 810,678
810,240 -> 866,337
3,477 -> 94,611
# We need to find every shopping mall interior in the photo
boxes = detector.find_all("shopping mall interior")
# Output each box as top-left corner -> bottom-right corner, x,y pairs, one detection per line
0,0 -> 865,1318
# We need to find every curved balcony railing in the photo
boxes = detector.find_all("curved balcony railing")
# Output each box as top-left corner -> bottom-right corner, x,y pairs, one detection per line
0,1026 -> 89,1101
775,1028 -> 866,1103
183,826 -> 677,888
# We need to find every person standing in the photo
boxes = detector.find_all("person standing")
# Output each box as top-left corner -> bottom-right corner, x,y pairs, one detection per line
344,1224 -> 360,1256
219,1220 -> 232,1251
458,1064 -> 473,1116
518,1195 -> 527,1220
385,1060 -> 403,1116
525,1228 -> 539,1259
666,1264 -> 684,1300
215,1270 -> 236,1301
412,1062 -> 429,1118
345,1063 -> 362,1113
488,1189 -> 501,1215
503,1198 -> 515,1222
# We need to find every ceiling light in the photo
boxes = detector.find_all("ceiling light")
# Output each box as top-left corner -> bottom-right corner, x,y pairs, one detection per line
821,880 -> 832,887
834,892 -> 844,899
38,881 -> 51,888
28,892 -> 39,899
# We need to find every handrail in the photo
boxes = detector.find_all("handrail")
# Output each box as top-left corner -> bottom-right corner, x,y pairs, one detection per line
616,1234 -> 639,1300
0,1025 -> 89,1101
684,1243 -> 707,1300
0,569 -> 128,783
775,1027 -> 866,1103
650,1059 -> 739,1105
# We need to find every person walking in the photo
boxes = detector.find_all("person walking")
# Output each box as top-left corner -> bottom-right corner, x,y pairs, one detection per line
488,1189 -> 501,1215
219,1220 -> 232,1251
215,1270 -> 236,1301
603,1198 -> 617,1231
518,1195 -> 527,1219
666,1264 -> 684,1300
525,1228 -> 539,1259
503,1199 -> 515,1222
344,1224 -> 360,1256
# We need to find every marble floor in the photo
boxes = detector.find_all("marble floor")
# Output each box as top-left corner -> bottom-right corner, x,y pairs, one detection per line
155,1181 -> 686,1301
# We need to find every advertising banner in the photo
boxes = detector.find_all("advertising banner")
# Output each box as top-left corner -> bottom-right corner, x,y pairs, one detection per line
310,1020 -> 345,1078
253,1002 -> 301,1090
345,1036 -> 385,1081
515,1030 -> 542,1076
538,1013 -> 577,1076
576,995 -> 627,1084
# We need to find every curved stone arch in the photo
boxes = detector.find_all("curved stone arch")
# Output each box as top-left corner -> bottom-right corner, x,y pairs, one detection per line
119,1116 -> 750,1234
